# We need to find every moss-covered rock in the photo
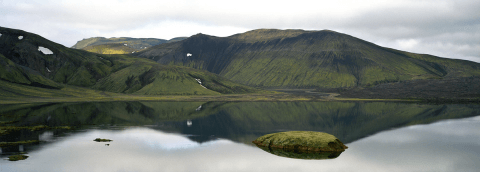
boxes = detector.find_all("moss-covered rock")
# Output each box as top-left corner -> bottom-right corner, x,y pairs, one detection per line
252,131 -> 348,152
94,138 -> 112,142
8,155 -> 29,161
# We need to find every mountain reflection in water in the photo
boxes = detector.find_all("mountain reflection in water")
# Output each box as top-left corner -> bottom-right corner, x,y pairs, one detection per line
2,102 -> 480,144
1,101 -> 480,171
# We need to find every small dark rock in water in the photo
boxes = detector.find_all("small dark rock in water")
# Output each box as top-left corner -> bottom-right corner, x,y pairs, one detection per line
94,138 -> 112,142
8,155 -> 29,161
253,131 -> 348,154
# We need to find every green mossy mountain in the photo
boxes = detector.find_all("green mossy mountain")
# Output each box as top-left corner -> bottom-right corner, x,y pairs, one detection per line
136,29 -> 480,89
0,27 -> 260,97
72,36 -> 187,51
82,43 -> 138,54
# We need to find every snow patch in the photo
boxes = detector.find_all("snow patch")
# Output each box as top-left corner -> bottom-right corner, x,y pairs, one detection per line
187,53 -> 192,57
46,67 -> 51,72
124,44 -> 127,46
18,36 -> 23,40
38,46 -> 54,55
195,78 -> 207,89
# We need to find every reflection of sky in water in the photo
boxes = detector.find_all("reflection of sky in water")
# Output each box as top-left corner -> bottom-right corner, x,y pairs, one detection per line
2,116 -> 480,172
116,128 -> 228,150
38,131 -> 54,142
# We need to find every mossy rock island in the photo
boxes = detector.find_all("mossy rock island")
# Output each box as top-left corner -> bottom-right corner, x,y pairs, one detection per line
252,131 -> 348,153
8,155 -> 29,161
94,138 -> 112,142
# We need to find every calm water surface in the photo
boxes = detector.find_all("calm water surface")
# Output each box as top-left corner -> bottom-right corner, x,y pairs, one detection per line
1,102 -> 479,172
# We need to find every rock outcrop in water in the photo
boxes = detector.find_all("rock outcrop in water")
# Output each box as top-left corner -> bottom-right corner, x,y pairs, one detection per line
8,155 -> 29,161
253,131 -> 348,152
94,138 -> 112,142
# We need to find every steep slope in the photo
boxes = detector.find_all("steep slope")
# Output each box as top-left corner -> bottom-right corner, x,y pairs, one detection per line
91,57 -> 261,95
0,27 -> 261,96
0,27 -> 112,87
136,29 -> 480,89
0,53 -> 61,89
72,37 -> 188,52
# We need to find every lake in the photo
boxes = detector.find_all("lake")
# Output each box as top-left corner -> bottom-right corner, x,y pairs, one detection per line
1,101 -> 480,172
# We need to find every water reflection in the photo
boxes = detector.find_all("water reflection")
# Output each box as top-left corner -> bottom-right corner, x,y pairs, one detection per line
342,116 -> 480,172
0,116 -> 479,171
2,102 -> 480,151
255,146 -> 343,160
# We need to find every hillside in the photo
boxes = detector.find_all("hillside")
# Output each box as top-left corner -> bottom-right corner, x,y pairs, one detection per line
0,27 -> 261,98
72,37 -> 187,52
136,29 -> 480,90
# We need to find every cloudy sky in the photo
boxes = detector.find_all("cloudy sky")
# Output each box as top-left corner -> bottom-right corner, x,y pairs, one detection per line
1,0 -> 479,62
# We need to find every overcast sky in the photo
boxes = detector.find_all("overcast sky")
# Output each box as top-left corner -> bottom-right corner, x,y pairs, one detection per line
1,0 -> 479,62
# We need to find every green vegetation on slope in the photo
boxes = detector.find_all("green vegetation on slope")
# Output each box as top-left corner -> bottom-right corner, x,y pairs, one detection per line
82,43 -> 137,54
0,27 -> 261,98
137,29 -> 480,90
0,53 -> 61,89
91,56 -> 263,95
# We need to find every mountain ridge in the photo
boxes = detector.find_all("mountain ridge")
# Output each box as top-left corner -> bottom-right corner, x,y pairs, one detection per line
0,26 -> 262,98
72,36 -> 188,51
136,29 -> 480,89
2,26 -> 480,101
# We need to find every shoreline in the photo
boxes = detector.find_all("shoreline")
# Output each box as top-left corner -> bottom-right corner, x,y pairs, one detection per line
0,93 -> 422,105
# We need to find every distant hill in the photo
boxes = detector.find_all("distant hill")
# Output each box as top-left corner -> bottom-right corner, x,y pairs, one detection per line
82,43 -> 138,54
0,26 -> 261,98
136,29 -> 480,90
72,37 -> 187,53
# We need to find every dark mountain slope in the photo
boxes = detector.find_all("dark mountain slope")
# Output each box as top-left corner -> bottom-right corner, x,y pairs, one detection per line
0,27 -> 112,87
0,27 -> 261,96
0,53 -> 61,89
136,29 -> 480,89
